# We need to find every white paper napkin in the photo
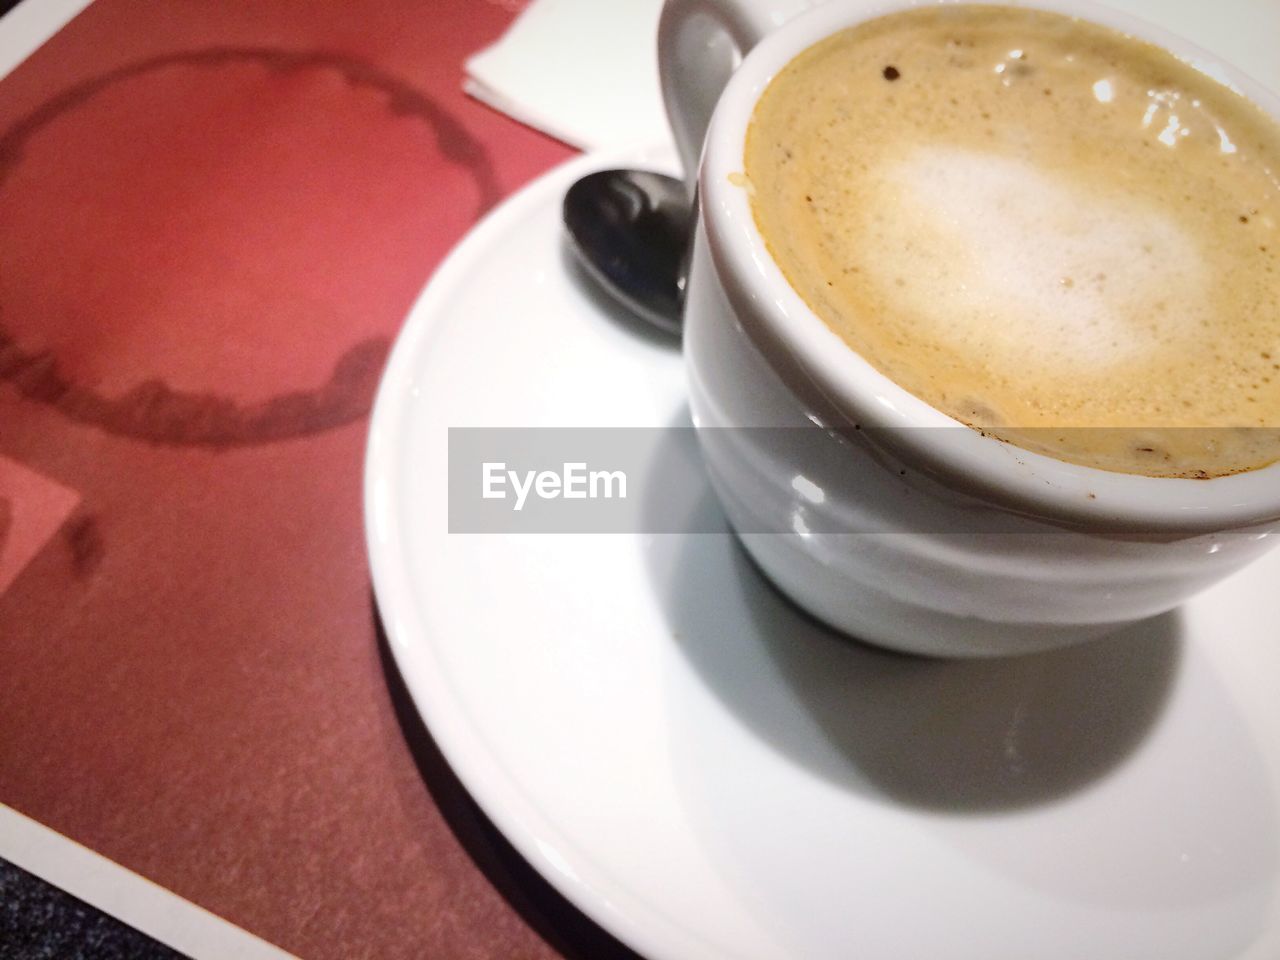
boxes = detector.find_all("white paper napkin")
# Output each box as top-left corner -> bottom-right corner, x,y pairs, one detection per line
464,0 -> 1280,155
464,0 -> 670,152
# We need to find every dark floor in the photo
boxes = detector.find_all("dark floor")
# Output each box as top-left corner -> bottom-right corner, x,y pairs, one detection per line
0,858 -> 187,960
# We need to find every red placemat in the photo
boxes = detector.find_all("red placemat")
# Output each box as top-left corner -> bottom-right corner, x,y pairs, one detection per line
0,2 -> 642,957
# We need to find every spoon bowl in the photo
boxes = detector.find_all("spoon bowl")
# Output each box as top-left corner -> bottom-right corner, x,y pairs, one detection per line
562,168 -> 692,334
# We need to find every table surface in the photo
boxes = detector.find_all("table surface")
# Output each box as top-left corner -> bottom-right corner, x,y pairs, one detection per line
0,1 -> 649,957
9,2 -> 1280,958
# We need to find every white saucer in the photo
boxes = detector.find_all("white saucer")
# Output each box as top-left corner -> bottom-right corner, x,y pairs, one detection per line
365,146 -> 1280,960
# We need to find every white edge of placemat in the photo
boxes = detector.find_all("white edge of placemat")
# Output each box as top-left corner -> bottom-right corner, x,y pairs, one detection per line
0,805 -> 300,960
0,0 -> 95,82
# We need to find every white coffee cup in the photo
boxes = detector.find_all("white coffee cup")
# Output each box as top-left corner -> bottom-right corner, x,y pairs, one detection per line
659,0 -> 1280,656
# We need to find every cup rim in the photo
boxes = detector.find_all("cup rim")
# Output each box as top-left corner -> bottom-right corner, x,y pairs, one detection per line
699,0 -> 1280,533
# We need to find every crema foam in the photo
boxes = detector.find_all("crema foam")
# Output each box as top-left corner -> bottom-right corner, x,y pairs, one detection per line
745,5 -> 1280,477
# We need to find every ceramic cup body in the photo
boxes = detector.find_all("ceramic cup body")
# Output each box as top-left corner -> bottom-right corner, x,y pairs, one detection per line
663,0 -> 1280,656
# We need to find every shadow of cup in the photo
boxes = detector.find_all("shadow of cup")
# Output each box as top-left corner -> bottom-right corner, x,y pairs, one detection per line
642,406 -> 1182,813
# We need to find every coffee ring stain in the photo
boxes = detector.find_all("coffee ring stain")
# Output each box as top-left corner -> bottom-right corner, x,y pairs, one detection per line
0,48 -> 500,447
0,329 -> 389,448
63,512 -> 104,578
0,496 -> 11,557
0,48 -> 502,211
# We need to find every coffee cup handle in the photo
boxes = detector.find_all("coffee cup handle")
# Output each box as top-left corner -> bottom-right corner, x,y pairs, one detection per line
658,0 -> 814,191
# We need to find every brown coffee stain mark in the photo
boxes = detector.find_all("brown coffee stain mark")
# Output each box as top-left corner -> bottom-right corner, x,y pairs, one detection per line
63,513 -> 104,578
0,329 -> 390,448
0,48 -> 499,447
0,496 -> 11,558
0,47 -> 501,211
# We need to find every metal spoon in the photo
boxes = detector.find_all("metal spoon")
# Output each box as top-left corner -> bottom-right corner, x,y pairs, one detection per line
562,169 -> 692,335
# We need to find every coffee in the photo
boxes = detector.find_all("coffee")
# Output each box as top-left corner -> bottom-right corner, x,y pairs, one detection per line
744,4 -> 1280,478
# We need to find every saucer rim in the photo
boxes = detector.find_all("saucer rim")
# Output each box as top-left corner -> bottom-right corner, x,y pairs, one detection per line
365,145 -> 701,960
